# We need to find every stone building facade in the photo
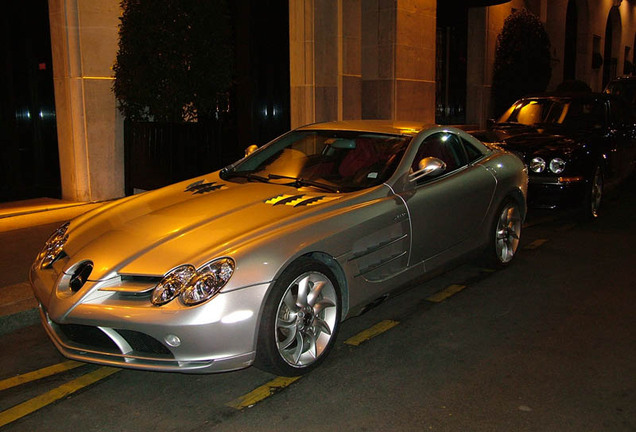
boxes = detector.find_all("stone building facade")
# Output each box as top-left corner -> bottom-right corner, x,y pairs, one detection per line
48,0 -> 636,201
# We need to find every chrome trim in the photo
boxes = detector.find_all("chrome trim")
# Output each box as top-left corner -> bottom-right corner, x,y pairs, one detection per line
349,234 -> 409,261
356,251 -> 408,277
99,326 -> 134,355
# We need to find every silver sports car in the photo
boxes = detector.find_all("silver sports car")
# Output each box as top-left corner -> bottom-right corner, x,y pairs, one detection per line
31,120 -> 528,376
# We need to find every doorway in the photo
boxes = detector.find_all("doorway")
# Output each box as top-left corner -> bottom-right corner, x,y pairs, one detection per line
563,0 -> 578,81
0,0 -> 60,202
435,1 -> 468,125
603,6 -> 622,88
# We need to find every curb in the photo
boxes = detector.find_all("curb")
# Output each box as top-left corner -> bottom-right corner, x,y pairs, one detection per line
0,308 -> 40,335
0,202 -> 103,234
0,282 -> 39,335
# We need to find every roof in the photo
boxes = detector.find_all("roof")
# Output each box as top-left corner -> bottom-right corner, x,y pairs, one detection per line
607,75 -> 636,82
297,120 -> 436,136
520,92 -> 615,102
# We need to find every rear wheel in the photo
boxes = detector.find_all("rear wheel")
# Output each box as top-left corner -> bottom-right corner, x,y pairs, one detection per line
255,258 -> 341,376
484,199 -> 522,267
583,165 -> 603,219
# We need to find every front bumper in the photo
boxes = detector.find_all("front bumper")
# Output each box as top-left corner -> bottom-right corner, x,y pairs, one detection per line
31,265 -> 271,374
527,176 -> 587,210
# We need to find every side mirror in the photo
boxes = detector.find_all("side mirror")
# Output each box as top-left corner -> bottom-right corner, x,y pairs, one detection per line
409,157 -> 447,182
244,144 -> 259,157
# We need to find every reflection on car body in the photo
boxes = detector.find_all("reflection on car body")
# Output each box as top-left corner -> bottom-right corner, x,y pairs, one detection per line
31,120 -> 528,376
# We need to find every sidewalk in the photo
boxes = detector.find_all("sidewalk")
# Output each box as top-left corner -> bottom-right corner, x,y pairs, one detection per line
0,198 -> 104,335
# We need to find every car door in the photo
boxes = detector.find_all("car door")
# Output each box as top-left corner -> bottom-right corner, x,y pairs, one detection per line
607,97 -> 636,182
398,132 -> 497,266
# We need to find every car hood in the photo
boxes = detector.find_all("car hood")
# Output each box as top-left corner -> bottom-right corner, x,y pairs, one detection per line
484,126 -> 583,157
64,174 -> 352,280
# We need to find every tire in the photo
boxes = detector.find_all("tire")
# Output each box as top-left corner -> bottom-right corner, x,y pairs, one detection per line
582,165 -> 603,220
484,198 -> 522,267
255,258 -> 341,376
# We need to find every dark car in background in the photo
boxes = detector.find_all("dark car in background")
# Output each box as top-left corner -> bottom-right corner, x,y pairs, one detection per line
605,76 -> 636,109
475,93 -> 636,218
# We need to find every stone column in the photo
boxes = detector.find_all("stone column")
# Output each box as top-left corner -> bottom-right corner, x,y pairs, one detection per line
362,0 -> 436,122
314,0 -> 339,122
290,0 -> 436,127
290,0 -> 316,128
289,0 -> 342,127
48,0 -> 124,202
466,7 -> 489,127
340,0 -> 362,120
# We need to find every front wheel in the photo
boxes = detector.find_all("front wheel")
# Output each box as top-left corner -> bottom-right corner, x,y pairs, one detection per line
255,258 -> 341,376
484,199 -> 522,267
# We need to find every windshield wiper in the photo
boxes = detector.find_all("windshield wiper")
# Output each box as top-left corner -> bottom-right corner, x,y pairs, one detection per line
531,122 -> 559,127
268,174 -> 340,193
494,121 -> 525,127
222,170 -> 270,183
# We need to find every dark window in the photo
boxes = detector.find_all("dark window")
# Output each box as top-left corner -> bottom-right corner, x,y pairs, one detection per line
462,138 -> 484,163
560,100 -> 607,129
412,132 -> 467,175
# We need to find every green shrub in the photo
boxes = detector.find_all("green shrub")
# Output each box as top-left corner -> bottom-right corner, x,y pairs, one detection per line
113,0 -> 233,122
492,9 -> 551,117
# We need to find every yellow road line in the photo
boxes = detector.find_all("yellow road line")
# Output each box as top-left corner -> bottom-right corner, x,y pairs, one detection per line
524,238 -> 548,250
226,376 -> 302,410
0,361 -> 85,392
345,320 -> 399,346
427,284 -> 467,303
228,320 -> 401,409
479,268 -> 496,273
0,367 -> 120,428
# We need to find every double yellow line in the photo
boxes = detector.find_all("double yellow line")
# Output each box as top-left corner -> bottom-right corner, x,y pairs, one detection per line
227,262 -> 520,411
0,361 -> 120,427
227,319 -> 401,410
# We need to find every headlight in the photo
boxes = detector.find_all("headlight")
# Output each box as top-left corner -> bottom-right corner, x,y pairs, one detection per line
38,222 -> 70,268
530,157 -> 546,173
151,265 -> 196,305
181,258 -> 235,305
549,158 -> 566,174
151,258 -> 235,306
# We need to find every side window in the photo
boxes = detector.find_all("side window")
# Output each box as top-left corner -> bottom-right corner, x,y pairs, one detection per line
461,138 -> 484,163
563,100 -> 607,129
411,132 -> 468,174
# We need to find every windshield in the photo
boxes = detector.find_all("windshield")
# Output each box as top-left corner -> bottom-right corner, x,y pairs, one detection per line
498,98 -> 606,129
224,130 -> 411,192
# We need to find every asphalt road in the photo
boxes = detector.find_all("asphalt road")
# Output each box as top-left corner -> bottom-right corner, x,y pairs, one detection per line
1,178 -> 635,431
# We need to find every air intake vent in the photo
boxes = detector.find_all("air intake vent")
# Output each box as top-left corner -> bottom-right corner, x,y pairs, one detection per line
265,194 -> 340,207
185,180 -> 226,194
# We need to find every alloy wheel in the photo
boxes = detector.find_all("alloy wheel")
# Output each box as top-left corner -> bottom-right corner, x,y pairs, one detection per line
495,203 -> 521,264
275,271 -> 338,367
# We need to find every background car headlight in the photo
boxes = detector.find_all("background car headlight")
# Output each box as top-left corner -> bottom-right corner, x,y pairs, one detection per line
549,158 -> 566,174
151,265 -> 196,305
180,258 -> 235,305
38,222 -> 70,268
530,157 -> 546,173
